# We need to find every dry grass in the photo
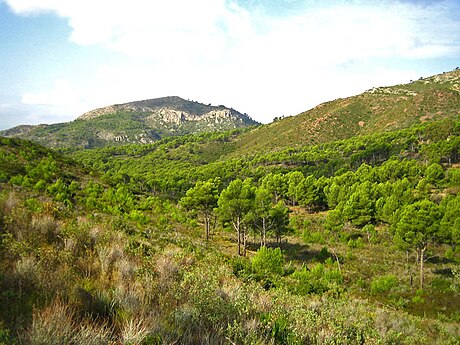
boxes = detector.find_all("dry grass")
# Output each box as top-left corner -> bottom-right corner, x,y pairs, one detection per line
31,214 -> 60,243
97,240 -> 124,283
20,300 -> 112,345
119,313 -> 158,344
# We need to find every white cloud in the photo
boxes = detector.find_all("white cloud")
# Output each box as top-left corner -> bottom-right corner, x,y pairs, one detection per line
8,0 -> 458,62
6,0 -> 241,59
22,79 -> 79,106
20,79 -> 88,121
5,0 -> 460,124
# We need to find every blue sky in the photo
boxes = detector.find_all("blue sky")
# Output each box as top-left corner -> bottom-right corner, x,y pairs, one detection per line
1,0 -> 459,130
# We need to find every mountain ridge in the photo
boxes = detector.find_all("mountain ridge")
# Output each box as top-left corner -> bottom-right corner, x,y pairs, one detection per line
0,96 -> 258,148
2,69 -> 459,151
78,96 -> 239,119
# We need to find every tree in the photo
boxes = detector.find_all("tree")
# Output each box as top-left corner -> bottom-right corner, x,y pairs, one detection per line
261,173 -> 288,203
180,178 -> 220,241
270,201 -> 291,243
252,246 -> 284,277
249,187 -> 292,247
286,171 -> 304,206
324,208 -> 344,233
394,200 -> 441,288
218,178 -> 255,256
425,162 -> 444,185
323,181 -> 341,209
440,194 -> 460,247
376,195 -> 400,224
297,175 -> 317,212
342,181 -> 375,227
251,186 -> 273,247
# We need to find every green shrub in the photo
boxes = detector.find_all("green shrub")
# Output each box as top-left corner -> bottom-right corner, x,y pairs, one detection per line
24,198 -> 42,212
370,274 -> 398,295
34,179 -> 47,192
444,248 -> 455,261
302,230 -> 326,244
290,263 -> 343,295
316,247 -> 331,262
412,290 -> 425,304
0,172 -> 7,183
126,210 -> 149,224
231,256 -> 251,279
347,237 -> 364,248
9,175 -> 23,186
0,328 -> 14,345
251,246 -> 284,277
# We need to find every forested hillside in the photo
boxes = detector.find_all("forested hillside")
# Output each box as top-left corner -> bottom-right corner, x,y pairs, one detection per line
1,111 -> 459,343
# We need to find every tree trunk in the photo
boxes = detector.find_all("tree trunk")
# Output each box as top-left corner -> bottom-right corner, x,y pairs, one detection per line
234,216 -> 241,256
419,246 -> 426,289
330,247 -> 342,274
239,225 -> 247,257
262,217 -> 267,247
205,214 -> 210,241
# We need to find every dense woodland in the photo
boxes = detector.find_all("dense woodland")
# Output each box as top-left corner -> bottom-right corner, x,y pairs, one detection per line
0,115 -> 460,344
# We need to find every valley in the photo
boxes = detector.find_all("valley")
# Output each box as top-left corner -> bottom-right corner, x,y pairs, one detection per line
0,70 -> 459,344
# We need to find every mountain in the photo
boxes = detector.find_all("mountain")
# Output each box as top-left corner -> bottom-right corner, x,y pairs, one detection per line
232,69 -> 460,156
2,70 -> 459,152
0,96 -> 259,149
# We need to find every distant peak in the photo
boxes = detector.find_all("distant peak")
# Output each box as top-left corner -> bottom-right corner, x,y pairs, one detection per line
78,96 -> 243,120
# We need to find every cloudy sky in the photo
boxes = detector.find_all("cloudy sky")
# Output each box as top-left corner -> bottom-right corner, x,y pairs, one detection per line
0,0 -> 459,130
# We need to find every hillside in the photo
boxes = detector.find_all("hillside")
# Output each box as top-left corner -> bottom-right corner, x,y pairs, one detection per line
232,69 -> 460,156
1,70 -> 460,344
1,118 -> 460,344
0,96 -> 258,149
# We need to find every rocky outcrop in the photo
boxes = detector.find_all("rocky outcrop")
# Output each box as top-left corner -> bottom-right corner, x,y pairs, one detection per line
145,108 -> 246,126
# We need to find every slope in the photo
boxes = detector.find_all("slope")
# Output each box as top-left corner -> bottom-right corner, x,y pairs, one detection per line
1,121 -> 460,343
232,69 -> 460,157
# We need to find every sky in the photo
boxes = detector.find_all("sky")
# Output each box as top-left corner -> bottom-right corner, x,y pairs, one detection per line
0,0 -> 459,130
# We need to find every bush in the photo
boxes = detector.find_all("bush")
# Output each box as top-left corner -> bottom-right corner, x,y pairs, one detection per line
316,247 -> 331,262
347,237 -> 364,248
302,230 -> 326,244
251,247 -> 284,277
0,328 -> 14,345
231,256 -> 251,279
370,275 -> 398,295
412,289 -> 425,304
290,263 -> 343,295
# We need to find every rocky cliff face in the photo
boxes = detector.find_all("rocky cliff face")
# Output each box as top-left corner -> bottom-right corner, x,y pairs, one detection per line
145,108 -> 249,129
